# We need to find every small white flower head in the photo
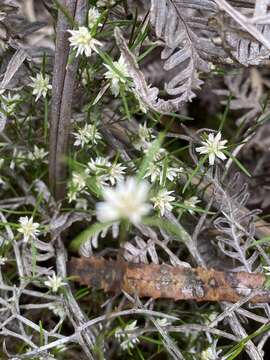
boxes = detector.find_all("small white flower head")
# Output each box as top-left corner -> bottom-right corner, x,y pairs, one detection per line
104,55 -> 129,97
86,157 -> 126,186
67,172 -> 87,202
68,26 -> 103,57
73,123 -> 101,147
184,196 -> 201,215
44,272 -> 66,293
0,256 -> 7,265
108,163 -> 126,185
29,73 -> 52,101
115,320 -> 140,350
144,163 -> 161,183
28,145 -> 48,161
87,156 -> 111,174
10,148 -> 27,170
96,177 -> 151,224
72,172 -> 86,190
18,216 -> 40,243
151,189 -> 175,216
1,92 -> 20,114
88,7 -> 101,28
196,132 -> 227,166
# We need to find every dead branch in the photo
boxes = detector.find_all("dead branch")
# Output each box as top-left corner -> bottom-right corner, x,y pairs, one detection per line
69,256 -> 270,303
49,0 -> 86,200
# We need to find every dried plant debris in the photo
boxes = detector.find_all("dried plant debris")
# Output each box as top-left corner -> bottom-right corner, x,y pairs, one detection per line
1,0 -> 270,359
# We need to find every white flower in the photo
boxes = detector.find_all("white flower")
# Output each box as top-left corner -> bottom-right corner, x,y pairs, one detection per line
88,7 -> 101,28
184,196 -> 201,215
44,272 -> 66,292
104,56 -> 129,96
72,172 -> 86,190
28,145 -> 48,161
115,320 -> 140,350
86,157 -> 126,186
144,162 -> 182,184
96,177 -> 151,224
18,216 -> 40,243
68,172 -> 87,202
151,189 -> 175,216
29,73 -> 52,101
108,163 -> 126,185
87,156 -> 111,174
0,256 -> 7,265
10,148 -> 27,170
73,123 -> 101,147
68,26 -> 103,57
166,166 -> 183,182
196,132 -> 227,166
1,92 -> 20,114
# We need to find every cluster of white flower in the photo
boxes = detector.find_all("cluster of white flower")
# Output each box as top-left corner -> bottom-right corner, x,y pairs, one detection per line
67,172 -> 87,202
88,7 -> 102,28
86,156 -> 126,186
28,145 -> 48,161
17,216 -> 40,243
73,123 -> 102,148
29,73 -> 52,101
151,189 -> 175,216
104,55 -> 129,97
115,320 -> 140,350
96,177 -> 151,224
1,92 -> 20,114
143,146 -> 183,184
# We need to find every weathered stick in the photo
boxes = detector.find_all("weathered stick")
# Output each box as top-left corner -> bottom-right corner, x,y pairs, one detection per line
49,0 -> 86,200
69,257 -> 270,303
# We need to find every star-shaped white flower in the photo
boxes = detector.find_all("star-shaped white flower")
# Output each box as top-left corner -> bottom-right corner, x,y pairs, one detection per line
73,123 -> 101,147
17,216 -> 40,243
29,73 -> 52,101
151,189 -> 175,216
104,56 -> 129,96
96,177 -> 151,224
68,26 -> 103,57
44,273 -> 66,293
108,163 -> 126,185
196,132 -> 227,166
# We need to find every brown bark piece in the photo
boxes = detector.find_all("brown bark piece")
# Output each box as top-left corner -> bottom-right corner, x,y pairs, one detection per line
68,257 -> 270,303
